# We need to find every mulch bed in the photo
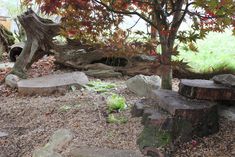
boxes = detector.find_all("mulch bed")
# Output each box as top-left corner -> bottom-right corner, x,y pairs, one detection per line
0,56 -> 234,157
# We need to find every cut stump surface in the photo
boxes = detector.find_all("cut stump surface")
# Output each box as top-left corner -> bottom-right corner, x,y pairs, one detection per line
179,79 -> 235,101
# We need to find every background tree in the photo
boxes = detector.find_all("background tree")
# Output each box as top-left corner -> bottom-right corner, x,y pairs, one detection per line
24,0 -> 235,89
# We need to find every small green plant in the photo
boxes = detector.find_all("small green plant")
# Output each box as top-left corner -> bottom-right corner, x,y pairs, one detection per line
70,85 -> 77,92
107,94 -> 127,112
107,114 -> 128,124
59,105 -> 72,112
85,80 -> 116,93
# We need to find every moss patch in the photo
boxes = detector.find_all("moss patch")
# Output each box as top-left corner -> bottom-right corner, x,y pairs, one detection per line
137,125 -> 172,150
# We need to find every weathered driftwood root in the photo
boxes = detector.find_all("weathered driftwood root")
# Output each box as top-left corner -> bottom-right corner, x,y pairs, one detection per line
11,9 -> 162,78
11,9 -> 61,78
11,9 -> 217,79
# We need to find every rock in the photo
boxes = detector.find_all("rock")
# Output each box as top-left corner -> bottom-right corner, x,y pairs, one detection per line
5,74 -> 20,88
0,62 -> 14,70
85,69 -> 122,78
126,74 -> 161,97
84,63 -> 114,70
48,129 -> 74,150
218,105 -> 235,121
33,129 -> 74,157
212,74 -> 235,87
179,79 -> 235,101
0,131 -> 8,138
132,54 -> 156,62
17,72 -> 89,96
33,149 -> 62,157
69,147 -> 142,157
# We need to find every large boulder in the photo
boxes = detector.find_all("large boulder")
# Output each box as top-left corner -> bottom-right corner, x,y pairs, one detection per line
212,74 -> 235,87
126,74 -> 161,97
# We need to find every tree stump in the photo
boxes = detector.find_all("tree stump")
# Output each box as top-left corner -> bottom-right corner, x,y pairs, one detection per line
11,9 -> 61,78
179,79 -> 235,101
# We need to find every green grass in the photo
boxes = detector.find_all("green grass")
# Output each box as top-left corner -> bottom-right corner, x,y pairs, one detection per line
177,30 -> 235,73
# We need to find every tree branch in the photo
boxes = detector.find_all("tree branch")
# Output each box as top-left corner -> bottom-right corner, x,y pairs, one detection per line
92,0 -> 157,29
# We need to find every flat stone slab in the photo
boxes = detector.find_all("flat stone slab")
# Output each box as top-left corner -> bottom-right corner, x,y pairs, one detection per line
69,147 -> 142,157
17,72 -> 89,96
179,79 -> 235,101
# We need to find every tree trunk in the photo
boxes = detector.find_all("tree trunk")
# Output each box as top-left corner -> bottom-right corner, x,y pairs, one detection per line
159,36 -> 173,90
161,65 -> 172,89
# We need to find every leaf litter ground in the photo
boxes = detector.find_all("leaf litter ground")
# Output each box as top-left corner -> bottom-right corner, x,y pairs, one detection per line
0,56 -> 234,157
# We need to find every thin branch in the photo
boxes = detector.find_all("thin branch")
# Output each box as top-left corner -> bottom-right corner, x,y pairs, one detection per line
92,0 -> 157,28
127,17 -> 141,30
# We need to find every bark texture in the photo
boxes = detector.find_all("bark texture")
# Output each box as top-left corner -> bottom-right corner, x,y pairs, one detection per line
11,9 -> 60,78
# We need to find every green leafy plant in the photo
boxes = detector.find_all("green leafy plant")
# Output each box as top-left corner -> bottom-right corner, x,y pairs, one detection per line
107,94 -> 127,112
107,114 -> 128,124
85,80 -> 116,93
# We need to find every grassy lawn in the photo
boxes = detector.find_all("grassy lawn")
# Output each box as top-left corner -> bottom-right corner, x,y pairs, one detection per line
177,30 -> 235,73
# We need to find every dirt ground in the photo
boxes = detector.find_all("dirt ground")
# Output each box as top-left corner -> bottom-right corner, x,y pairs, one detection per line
0,56 -> 234,157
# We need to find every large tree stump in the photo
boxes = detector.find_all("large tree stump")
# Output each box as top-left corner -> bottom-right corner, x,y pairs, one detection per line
179,79 -> 235,101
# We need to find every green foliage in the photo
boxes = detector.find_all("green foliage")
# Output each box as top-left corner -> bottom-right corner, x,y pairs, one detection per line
85,80 -> 116,93
176,30 -> 235,73
107,114 -> 128,124
106,94 -> 127,113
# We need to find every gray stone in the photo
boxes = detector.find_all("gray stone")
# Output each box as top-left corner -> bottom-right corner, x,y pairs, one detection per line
33,149 -> 62,157
212,74 -> 235,87
17,72 -> 89,96
0,62 -> 14,70
218,105 -> 235,121
0,131 -> 8,137
126,74 -> 161,97
5,74 -> 20,88
48,129 -> 74,150
33,129 -> 74,157
69,147 -> 142,157
84,63 -> 114,70
85,69 -> 122,78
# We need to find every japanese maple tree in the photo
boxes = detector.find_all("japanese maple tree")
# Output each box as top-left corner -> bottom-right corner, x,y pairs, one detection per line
24,0 -> 235,89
